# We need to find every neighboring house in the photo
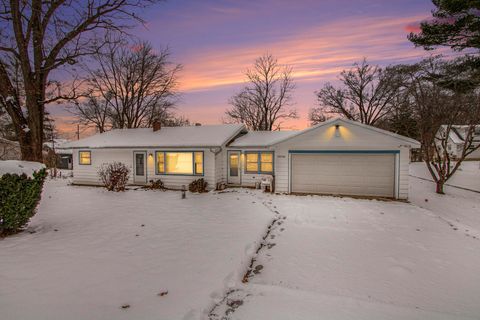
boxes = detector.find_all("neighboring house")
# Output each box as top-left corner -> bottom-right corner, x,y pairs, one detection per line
64,118 -> 420,200
0,137 -> 21,160
436,125 -> 480,160
43,139 -> 73,169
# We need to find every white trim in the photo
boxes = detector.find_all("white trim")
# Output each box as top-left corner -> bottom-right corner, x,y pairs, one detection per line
272,118 -> 420,147
394,153 -> 400,199
133,151 -> 147,184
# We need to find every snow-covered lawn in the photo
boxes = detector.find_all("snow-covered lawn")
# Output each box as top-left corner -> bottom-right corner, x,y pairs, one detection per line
0,179 -> 274,320
410,161 -> 480,192
1,163 -> 480,320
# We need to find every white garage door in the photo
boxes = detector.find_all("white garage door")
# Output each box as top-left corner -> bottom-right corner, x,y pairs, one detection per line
291,153 -> 395,197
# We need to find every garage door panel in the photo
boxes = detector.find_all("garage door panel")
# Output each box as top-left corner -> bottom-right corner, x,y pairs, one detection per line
291,153 -> 395,197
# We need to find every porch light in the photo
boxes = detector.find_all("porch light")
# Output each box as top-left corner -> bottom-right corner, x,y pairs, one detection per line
335,124 -> 340,137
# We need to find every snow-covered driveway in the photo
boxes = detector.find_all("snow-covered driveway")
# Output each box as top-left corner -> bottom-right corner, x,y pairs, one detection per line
231,196 -> 480,319
219,183 -> 480,319
0,180 -> 274,320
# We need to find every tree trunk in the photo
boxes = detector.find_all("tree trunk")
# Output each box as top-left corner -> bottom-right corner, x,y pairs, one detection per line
18,96 -> 45,162
436,180 -> 445,194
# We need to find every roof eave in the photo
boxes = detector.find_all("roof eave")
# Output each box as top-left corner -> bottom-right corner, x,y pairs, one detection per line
271,118 -> 421,147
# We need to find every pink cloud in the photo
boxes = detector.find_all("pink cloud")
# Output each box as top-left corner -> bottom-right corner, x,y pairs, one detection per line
404,22 -> 421,33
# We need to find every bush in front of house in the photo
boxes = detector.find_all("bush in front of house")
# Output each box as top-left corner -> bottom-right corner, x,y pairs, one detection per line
188,178 -> 208,193
147,179 -> 165,190
98,162 -> 130,192
0,169 -> 47,236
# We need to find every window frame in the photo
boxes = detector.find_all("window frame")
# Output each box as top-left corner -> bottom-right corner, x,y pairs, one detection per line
78,150 -> 91,165
244,151 -> 274,174
155,151 -> 204,176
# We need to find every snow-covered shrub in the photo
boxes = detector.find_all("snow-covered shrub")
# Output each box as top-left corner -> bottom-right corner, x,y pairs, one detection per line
148,179 -> 165,190
188,178 -> 208,193
0,169 -> 47,236
98,162 -> 130,192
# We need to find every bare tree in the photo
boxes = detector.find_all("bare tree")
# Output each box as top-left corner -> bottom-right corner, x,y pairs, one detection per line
402,57 -> 480,194
76,39 -> 181,130
0,0 -> 160,161
71,95 -> 111,133
308,108 -> 331,126
316,59 -> 405,126
225,54 -> 297,131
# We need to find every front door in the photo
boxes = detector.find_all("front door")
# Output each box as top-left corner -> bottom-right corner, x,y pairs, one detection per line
227,151 -> 241,184
133,151 -> 147,184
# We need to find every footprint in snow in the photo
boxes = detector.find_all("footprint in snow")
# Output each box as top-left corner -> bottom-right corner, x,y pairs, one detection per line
252,265 -> 263,274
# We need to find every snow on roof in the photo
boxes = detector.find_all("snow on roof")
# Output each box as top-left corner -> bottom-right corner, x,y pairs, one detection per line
63,124 -> 246,149
270,118 -> 421,147
44,139 -> 73,154
229,131 -> 299,147
440,125 -> 480,144
0,160 -> 45,177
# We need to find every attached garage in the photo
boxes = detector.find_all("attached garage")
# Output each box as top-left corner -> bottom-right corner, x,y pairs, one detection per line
228,118 -> 420,200
290,152 -> 397,198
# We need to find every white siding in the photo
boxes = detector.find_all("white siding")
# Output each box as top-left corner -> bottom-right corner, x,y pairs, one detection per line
72,147 -> 218,190
271,122 -> 413,199
72,149 -> 134,185
466,146 -> 480,159
215,149 -> 227,185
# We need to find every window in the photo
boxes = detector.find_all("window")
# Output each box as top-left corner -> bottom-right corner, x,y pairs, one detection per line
245,152 -> 273,174
155,151 -> 203,175
79,151 -> 91,165
157,152 -> 165,173
246,153 -> 258,172
260,153 -> 273,172
194,152 -> 203,175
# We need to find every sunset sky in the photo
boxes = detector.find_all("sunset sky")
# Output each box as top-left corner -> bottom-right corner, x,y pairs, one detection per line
52,0 -> 442,138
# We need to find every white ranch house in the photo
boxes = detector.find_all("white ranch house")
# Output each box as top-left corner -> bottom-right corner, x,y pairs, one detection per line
64,118 -> 420,199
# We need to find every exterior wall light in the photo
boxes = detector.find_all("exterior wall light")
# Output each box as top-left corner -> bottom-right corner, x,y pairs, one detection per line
335,124 -> 340,137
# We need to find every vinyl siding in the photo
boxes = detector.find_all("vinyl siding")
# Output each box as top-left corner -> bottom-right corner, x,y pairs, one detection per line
215,149 -> 227,185
271,122 -> 413,199
72,147 -> 217,190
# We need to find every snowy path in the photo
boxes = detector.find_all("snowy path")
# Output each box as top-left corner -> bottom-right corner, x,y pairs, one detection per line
215,191 -> 480,319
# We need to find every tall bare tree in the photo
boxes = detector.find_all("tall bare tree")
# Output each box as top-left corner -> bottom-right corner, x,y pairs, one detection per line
75,40 -> 181,130
401,57 -> 480,194
225,54 -> 297,131
0,0 -> 160,161
314,59 -> 405,126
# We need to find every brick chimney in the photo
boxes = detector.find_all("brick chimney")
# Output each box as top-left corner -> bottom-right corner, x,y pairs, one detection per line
153,119 -> 161,132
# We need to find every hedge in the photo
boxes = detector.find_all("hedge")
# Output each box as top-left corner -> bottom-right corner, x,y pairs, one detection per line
0,169 -> 47,236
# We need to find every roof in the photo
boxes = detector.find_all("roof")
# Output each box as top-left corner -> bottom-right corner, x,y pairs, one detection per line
44,139 -> 73,154
229,131 -> 299,147
440,125 -> 480,144
63,124 -> 246,149
271,118 -> 421,147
